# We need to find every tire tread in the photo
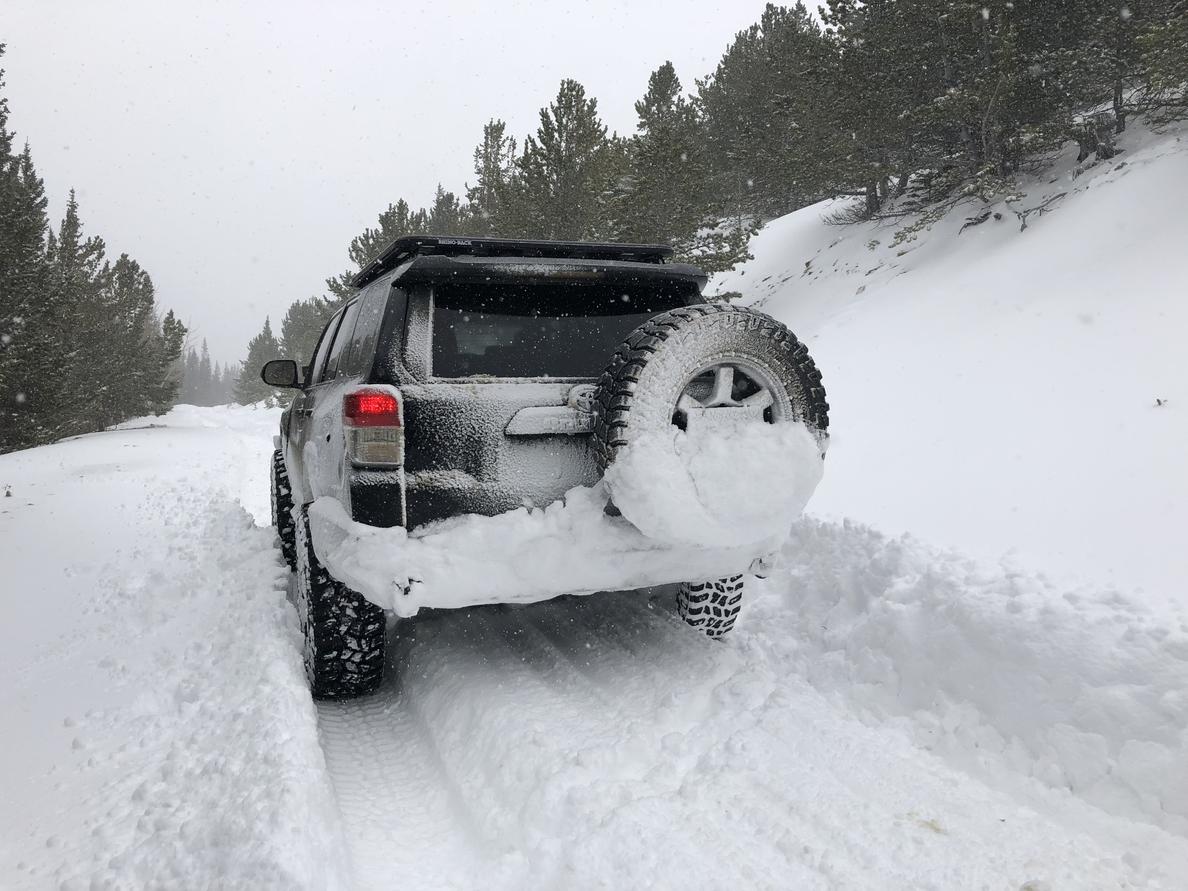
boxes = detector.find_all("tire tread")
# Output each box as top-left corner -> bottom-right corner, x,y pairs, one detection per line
295,509 -> 386,700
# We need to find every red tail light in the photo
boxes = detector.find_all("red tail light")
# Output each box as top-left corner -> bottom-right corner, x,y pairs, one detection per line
344,390 -> 402,428
344,387 -> 404,466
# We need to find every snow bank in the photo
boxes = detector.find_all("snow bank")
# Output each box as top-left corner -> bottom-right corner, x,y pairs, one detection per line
0,406 -> 346,889
712,116 -> 1188,603
753,518 -> 1188,834
311,421 -> 824,616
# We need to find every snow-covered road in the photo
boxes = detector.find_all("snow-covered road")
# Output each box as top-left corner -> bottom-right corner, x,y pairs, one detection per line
3,405 -> 1185,889
320,585 -> 1187,889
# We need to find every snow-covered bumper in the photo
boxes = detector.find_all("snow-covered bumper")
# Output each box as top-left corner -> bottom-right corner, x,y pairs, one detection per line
307,491 -> 778,619
309,421 -> 825,618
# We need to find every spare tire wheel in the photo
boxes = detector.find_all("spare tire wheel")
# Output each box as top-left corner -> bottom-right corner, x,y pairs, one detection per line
591,304 -> 829,639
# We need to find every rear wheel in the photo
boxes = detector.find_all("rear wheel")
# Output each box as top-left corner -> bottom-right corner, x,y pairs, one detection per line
676,575 -> 746,639
270,450 -> 297,570
294,507 -> 387,700
592,304 -> 828,640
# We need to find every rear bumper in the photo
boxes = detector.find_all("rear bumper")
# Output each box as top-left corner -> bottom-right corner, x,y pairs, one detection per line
308,492 -> 774,619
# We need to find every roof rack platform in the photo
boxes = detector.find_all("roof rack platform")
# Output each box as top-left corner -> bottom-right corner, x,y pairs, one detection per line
351,235 -> 673,288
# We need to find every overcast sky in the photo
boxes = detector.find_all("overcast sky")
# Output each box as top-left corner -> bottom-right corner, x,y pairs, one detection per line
2,0 -> 770,363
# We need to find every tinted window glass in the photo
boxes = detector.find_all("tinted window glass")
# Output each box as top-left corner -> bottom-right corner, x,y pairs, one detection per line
309,309 -> 344,384
322,299 -> 360,381
431,283 -> 687,378
343,282 -> 389,377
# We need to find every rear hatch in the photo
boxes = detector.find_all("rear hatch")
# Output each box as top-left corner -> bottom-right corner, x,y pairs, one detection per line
402,275 -> 696,528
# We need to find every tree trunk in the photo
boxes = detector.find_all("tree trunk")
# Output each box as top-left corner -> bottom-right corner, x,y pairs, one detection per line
1114,79 -> 1127,133
864,182 -> 881,217
939,13 -> 979,173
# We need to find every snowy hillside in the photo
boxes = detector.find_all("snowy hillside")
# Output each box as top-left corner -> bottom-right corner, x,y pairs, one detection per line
712,117 -> 1188,604
2,124 -> 1188,889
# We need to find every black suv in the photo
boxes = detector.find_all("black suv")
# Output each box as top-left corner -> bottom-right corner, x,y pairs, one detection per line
263,236 -> 828,699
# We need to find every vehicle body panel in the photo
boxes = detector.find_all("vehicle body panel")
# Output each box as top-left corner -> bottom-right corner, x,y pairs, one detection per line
401,380 -> 601,528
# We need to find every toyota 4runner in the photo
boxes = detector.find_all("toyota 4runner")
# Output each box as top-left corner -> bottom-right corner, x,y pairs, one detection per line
262,236 -> 828,699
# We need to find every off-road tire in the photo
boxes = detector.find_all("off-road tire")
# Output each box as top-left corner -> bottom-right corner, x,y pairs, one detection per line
593,304 -> 827,641
294,507 -> 386,700
677,575 -> 746,638
270,450 -> 297,570
591,303 -> 829,468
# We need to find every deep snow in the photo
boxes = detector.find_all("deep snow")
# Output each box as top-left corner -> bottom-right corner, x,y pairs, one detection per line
3,403 -> 1186,889
2,119 -> 1187,890
712,116 -> 1188,606
0,407 -> 347,889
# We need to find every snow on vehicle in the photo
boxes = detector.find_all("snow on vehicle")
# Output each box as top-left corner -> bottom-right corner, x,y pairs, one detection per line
261,236 -> 829,699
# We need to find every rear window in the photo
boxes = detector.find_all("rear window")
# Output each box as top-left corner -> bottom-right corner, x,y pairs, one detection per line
431,282 -> 690,378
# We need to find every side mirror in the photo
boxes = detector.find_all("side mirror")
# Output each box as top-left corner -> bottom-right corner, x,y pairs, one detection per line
261,359 -> 302,389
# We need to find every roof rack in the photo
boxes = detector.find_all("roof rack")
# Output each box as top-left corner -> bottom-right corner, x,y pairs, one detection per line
351,235 -> 674,288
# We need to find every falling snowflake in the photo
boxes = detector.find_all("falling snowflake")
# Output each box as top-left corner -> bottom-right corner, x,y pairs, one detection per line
1120,6 -> 1132,20
15,392 -> 27,404
981,7 -> 990,20
680,152 -> 688,163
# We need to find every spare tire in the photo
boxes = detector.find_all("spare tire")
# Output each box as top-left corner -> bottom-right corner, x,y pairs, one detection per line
591,304 -> 829,470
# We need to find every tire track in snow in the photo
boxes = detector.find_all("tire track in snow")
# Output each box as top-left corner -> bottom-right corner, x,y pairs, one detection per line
316,602 -> 632,889
316,583 -> 1188,889
317,681 -> 486,890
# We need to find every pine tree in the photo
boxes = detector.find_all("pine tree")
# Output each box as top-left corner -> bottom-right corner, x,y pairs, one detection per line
699,4 -> 839,220
822,0 -> 944,216
465,119 -> 518,234
180,347 -> 200,403
427,184 -> 464,234
152,309 -> 186,411
0,50 -> 51,450
279,296 -> 335,369
1142,1 -> 1188,120
221,362 -> 238,402
41,191 -> 111,439
615,62 -> 753,272
616,62 -> 702,245
94,254 -> 157,426
234,317 -> 281,405
198,340 -> 213,404
507,79 -> 618,239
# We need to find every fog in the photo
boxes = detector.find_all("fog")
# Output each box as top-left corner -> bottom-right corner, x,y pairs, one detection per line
2,0 -> 763,362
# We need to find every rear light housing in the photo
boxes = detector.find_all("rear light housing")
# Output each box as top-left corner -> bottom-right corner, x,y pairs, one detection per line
344,386 -> 404,467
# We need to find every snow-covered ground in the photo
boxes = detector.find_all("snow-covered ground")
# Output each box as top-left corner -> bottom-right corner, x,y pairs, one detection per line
2,120 -> 1187,889
712,116 -> 1188,605
0,406 -> 347,889
2,403 -> 1185,888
